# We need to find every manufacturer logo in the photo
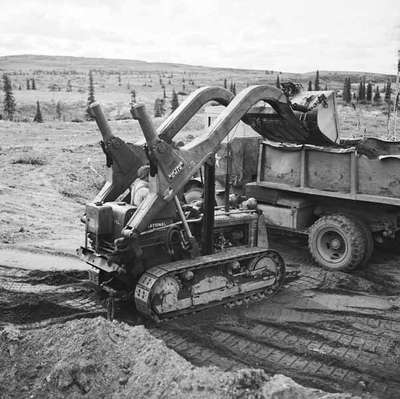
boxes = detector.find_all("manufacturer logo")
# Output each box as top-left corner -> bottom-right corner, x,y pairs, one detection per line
168,161 -> 184,180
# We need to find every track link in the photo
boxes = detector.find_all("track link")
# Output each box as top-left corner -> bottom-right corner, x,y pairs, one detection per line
135,247 -> 286,321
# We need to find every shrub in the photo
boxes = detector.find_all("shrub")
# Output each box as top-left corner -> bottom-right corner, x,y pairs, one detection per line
11,153 -> 47,165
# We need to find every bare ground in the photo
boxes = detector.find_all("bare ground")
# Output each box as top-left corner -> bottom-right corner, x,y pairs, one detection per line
1,119 -> 399,398
1,237 -> 399,398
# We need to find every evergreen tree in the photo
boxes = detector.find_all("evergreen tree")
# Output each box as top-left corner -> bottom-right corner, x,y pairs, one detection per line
343,78 -> 351,103
324,83 -> 328,90
314,70 -> 320,91
385,80 -> 391,103
308,81 -> 312,91
373,85 -> 381,103
130,89 -> 136,104
276,75 -> 280,89
66,79 -> 72,92
154,98 -> 162,117
366,82 -> 373,102
31,78 -> 36,90
118,73 -> 121,86
163,86 -> 166,99
171,89 -> 179,113
230,82 -> 236,95
358,80 -> 363,101
362,76 -> 366,100
160,99 -> 166,116
86,70 -> 95,120
26,78 -> 30,90
223,78 -> 227,89
56,101 -> 62,120
33,101 -> 43,122
2,74 -> 16,121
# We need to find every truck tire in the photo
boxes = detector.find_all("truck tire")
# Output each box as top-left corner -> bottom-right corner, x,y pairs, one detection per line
353,219 -> 374,268
308,214 -> 366,271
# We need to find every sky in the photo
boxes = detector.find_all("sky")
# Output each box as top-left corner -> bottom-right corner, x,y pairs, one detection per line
0,0 -> 399,74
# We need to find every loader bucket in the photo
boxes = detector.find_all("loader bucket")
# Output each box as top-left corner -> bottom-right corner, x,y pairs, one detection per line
242,90 -> 339,146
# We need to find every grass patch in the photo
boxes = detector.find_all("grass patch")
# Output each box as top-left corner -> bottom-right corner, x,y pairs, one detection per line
11,153 -> 47,165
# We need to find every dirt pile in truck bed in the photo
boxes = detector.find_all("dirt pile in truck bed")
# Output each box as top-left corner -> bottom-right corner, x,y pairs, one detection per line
0,317 -> 357,399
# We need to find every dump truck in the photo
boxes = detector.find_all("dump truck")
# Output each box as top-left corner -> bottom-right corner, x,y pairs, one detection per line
208,92 -> 400,272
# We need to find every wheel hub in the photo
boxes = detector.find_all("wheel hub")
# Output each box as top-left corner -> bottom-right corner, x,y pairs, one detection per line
330,238 -> 341,250
317,229 -> 347,263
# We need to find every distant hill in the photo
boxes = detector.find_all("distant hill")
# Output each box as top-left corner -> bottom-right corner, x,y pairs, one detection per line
0,54 -> 395,84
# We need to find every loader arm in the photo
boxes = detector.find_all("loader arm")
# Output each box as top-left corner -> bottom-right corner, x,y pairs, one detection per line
122,84 -> 298,237
91,86 -> 234,203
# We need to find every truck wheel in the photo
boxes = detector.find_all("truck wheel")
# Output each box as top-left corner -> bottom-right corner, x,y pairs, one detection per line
308,214 -> 366,271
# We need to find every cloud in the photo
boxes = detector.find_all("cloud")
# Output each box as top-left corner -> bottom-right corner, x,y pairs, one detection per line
0,0 -> 399,73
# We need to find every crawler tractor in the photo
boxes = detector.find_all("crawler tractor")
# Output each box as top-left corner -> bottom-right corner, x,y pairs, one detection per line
78,85 -> 301,320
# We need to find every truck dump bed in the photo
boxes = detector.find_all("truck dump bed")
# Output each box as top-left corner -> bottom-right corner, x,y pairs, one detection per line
252,137 -> 400,206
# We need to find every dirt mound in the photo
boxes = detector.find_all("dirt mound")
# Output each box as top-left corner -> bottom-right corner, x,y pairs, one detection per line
0,317 -> 356,399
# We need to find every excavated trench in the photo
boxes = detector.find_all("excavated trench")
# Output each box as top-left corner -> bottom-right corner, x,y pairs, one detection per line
1,235 -> 400,398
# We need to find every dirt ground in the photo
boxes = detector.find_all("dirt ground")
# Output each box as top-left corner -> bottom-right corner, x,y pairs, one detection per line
1,237 -> 398,399
1,115 -> 400,399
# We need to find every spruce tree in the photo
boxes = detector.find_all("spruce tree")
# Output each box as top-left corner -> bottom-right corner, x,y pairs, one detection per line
160,99 -> 166,116
163,86 -> 166,99
130,89 -> 136,104
33,101 -> 43,122
171,89 -> 179,113
118,73 -> 121,86
26,78 -> 30,90
66,79 -> 72,92
231,82 -> 236,95
343,78 -> 351,103
86,70 -> 95,120
276,75 -> 280,89
3,74 -> 16,121
154,98 -> 162,117
366,82 -> 372,102
385,80 -> 391,104
314,70 -> 320,91
223,78 -> 227,89
358,80 -> 363,101
324,83 -> 328,90
373,85 -> 381,103
31,78 -> 36,90
56,101 -> 62,120
308,81 -> 312,91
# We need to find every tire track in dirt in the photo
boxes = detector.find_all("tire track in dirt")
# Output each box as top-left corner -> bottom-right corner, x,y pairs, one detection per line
0,264 -> 106,329
2,236 -> 400,398
148,237 -> 400,399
